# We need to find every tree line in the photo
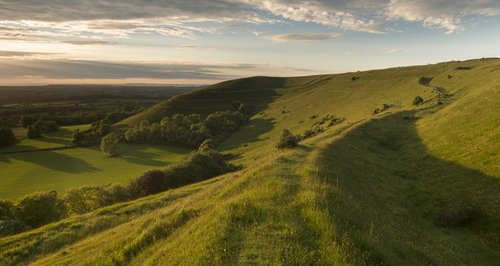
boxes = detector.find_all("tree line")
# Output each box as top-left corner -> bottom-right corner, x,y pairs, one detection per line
0,141 -> 238,237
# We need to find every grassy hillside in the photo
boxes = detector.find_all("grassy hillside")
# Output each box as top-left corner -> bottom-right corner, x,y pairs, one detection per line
1,58 -> 499,265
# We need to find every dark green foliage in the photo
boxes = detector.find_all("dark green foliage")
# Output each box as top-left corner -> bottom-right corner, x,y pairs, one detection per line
418,77 -> 433,86
128,170 -> 166,197
413,96 -> 424,106
14,191 -> 66,228
72,119 -> 114,147
105,112 -> 127,124
0,200 -> 15,220
27,123 -> 42,139
162,150 -> 239,189
125,109 -> 249,148
197,138 -> 217,153
276,129 -> 299,149
101,132 -> 120,157
41,120 -> 59,133
19,115 -> 34,128
64,184 -> 129,215
0,127 -> 16,147
127,148 -> 238,198
92,119 -> 112,136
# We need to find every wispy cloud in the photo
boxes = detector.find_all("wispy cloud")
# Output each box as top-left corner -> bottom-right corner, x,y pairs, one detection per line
61,40 -> 114,45
272,32 -> 345,42
0,50 -> 60,58
0,0 -> 497,39
0,59 -> 315,84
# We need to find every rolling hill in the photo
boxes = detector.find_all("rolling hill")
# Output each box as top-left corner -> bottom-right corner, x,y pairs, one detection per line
1,58 -> 499,265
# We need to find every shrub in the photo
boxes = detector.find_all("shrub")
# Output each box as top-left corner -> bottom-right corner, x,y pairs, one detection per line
276,129 -> 299,149
0,127 -> 16,147
64,184 -> 129,215
128,170 -> 166,197
197,138 -> 217,153
27,123 -> 42,139
163,150 -> 238,189
19,115 -> 34,128
64,186 -> 113,214
14,191 -> 66,228
101,132 -> 120,157
41,120 -> 58,133
0,200 -> 15,220
0,219 -> 27,237
413,96 -> 424,106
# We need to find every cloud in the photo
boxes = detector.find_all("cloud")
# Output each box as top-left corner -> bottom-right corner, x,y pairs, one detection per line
61,40 -> 114,45
271,32 -> 345,42
0,59 -> 314,83
387,0 -> 500,33
0,0 -> 498,39
0,50 -> 60,58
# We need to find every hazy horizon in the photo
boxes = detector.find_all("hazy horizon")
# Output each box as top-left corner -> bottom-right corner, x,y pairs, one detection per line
1,0 -> 499,85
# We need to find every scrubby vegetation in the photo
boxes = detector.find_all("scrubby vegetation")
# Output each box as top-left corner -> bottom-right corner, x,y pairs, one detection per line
125,106 -> 250,148
276,129 -> 299,149
0,128 -> 16,147
0,142 -> 237,237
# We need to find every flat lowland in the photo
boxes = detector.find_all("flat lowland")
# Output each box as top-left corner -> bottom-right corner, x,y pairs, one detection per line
0,125 -> 189,199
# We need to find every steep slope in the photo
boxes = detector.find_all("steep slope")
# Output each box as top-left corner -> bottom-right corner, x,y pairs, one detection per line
1,58 -> 499,265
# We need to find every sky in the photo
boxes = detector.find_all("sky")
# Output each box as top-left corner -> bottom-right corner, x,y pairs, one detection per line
0,0 -> 499,85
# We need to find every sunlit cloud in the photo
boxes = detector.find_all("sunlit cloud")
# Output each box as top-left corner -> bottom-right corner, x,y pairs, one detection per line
271,32 -> 345,42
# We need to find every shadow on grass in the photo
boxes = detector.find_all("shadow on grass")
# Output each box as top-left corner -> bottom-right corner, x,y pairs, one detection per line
314,110 -> 500,265
120,148 -> 173,167
220,118 -> 275,151
6,145 -> 100,173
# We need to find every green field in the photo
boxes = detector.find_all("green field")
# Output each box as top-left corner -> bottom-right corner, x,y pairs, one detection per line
0,125 -> 190,199
1,58 -> 499,265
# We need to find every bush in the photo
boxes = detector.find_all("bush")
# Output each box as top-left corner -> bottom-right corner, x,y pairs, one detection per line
413,96 -> 424,106
0,219 -> 27,237
19,115 -> 34,128
276,129 -> 299,149
14,191 -> 66,228
125,109 -> 249,148
0,127 -> 16,147
101,132 -> 120,157
27,123 -> 42,139
128,170 -> 166,197
197,138 -> 217,153
64,184 -> 129,214
41,120 -> 58,133
0,200 -> 15,220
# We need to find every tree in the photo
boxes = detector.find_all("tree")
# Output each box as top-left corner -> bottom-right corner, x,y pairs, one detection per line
0,127 -> 16,147
197,138 -> 217,153
27,120 -> 43,139
41,120 -> 58,133
19,115 -> 33,128
128,170 -> 166,197
101,132 -> 120,157
276,128 -> 299,149
14,191 -> 66,228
